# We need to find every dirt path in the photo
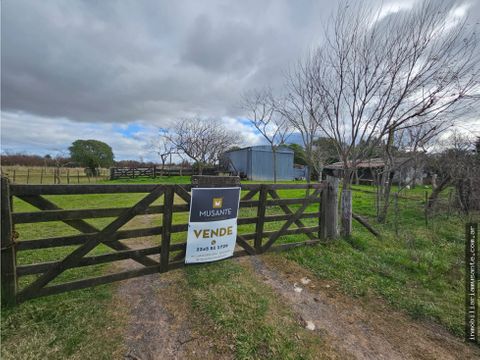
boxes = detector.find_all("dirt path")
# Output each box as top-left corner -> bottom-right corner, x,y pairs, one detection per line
112,214 -> 479,359
116,250 -> 479,359
244,255 -> 480,360
119,272 -> 185,360
116,258 -> 233,360
112,216 -> 232,360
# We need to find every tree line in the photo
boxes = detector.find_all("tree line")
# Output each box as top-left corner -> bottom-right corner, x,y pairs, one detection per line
2,140 -> 117,176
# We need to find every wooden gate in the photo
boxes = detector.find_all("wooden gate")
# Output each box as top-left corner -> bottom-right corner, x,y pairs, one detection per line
110,167 -> 156,180
1,177 -> 338,305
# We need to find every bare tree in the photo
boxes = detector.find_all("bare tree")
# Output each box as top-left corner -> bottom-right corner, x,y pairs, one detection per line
51,150 -> 72,184
307,0 -> 479,235
311,137 -> 340,180
166,117 -> 240,175
150,129 -> 177,176
427,132 -> 480,216
280,56 -> 324,181
374,121 -> 450,222
242,88 -> 292,183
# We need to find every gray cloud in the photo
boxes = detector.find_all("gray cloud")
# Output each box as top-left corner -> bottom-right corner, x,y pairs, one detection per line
1,0 -> 334,124
1,0 -> 479,155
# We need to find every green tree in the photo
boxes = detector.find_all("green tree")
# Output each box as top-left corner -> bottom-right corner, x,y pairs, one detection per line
287,143 -> 308,165
226,146 -> 242,152
69,139 -> 114,175
312,137 -> 339,164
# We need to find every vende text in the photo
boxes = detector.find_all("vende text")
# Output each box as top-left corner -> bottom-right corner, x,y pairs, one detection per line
193,226 -> 233,239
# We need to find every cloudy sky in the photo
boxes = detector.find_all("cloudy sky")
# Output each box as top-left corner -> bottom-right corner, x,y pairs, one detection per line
2,0 -> 479,161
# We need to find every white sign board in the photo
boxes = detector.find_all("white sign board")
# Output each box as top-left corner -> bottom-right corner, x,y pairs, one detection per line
185,187 -> 241,264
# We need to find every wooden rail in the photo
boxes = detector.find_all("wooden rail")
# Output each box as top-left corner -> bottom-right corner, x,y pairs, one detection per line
0,177 -> 338,304
109,167 -> 225,180
1,166 -> 110,184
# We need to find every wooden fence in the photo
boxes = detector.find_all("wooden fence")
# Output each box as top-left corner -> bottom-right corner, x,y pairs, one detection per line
110,167 -> 156,179
109,166 -> 225,180
1,166 -> 110,184
0,176 -> 338,305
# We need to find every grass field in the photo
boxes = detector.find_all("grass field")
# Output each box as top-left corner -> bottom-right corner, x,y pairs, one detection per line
1,176 -> 477,358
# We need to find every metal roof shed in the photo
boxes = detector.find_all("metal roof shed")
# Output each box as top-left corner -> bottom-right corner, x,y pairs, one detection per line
224,145 -> 295,181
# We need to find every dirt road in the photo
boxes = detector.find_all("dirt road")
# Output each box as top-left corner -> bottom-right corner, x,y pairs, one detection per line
114,235 -> 479,359
246,255 -> 480,360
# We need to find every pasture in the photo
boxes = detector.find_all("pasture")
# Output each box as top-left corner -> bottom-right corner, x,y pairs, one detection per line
1,176 -> 478,359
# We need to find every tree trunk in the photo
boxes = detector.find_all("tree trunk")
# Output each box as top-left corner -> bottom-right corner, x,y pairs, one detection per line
55,167 -> 62,184
160,159 -> 165,176
377,128 -> 395,223
427,175 -> 451,210
341,167 -> 353,237
272,147 -> 277,183
374,169 -> 382,218
318,164 -> 323,182
377,173 -> 392,223
456,178 -> 472,215
341,189 -> 352,237
431,174 -> 437,190
411,165 -> 418,188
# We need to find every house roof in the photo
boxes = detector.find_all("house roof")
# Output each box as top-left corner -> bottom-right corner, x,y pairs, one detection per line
324,157 -> 413,170
225,145 -> 294,154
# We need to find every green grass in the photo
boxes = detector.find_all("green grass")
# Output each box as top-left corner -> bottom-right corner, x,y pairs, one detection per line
2,176 -> 474,358
1,178 -> 324,358
1,193 -> 138,359
183,260 -> 327,359
1,285 -> 124,359
284,187 -> 476,337
12,192 -> 158,288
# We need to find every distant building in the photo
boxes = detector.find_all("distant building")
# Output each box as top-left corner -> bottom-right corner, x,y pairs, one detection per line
323,157 -> 425,185
223,145 -> 307,181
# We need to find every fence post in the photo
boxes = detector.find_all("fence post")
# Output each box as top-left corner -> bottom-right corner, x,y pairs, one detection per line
394,192 -> 399,235
160,186 -> 174,272
191,175 -> 240,188
424,190 -> 428,227
255,184 -> 268,253
320,176 -> 339,239
448,189 -> 453,218
1,177 -> 17,306
341,189 -> 352,237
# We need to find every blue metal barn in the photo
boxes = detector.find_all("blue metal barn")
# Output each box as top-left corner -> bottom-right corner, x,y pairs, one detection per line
224,145 -> 305,181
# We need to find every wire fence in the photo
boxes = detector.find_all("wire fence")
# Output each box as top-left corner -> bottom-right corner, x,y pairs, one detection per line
0,166 -> 110,184
350,185 -> 480,237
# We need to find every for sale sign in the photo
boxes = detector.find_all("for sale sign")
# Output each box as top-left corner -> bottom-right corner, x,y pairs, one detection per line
185,187 -> 241,264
